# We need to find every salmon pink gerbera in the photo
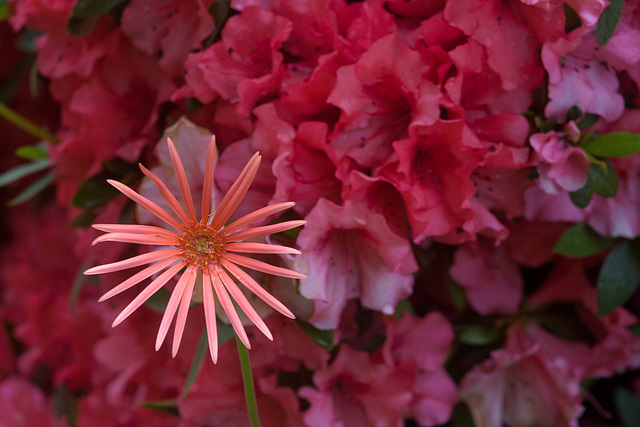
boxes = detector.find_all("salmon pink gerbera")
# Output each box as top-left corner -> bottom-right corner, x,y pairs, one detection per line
85,137 -> 306,363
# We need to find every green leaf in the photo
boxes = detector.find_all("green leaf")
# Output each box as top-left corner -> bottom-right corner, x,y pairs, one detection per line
566,105 -> 582,122
15,144 -> 48,160
448,280 -> 468,312
71,170 -> 121,209
144,287 -> 173,312
53,383 -> 78,427
450,401 -> 476,427
180,331 -> 208,399
393,298 -> 415,319
554,222 -> 615,257
589,160 -> 618,198
0,158 -> 51,187
71,158 -> 139,209
71,209 -> 97,228
569,183 -> 593,208
203,0 -> 232,47
296,319 -> 334,349
597,239 -> 640,316
67,0 -> 128,35
8,172 -> 56,206
0,0 -> 8,21
177,324 -> 233,399
69,265 -> 91,315
217,322 -> 235,346
534,302 -> 597,343
582,132 -> 640,158
578,113 -> 600,130
140,399 -> 179,416
564,2 -> 582,34
458,325 -> 501,346
615,387 -> 640,427
70,0 -> 127,18
596,0 -> 623,46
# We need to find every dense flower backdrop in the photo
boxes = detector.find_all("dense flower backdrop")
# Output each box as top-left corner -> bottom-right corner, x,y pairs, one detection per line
2,0 -> 640,426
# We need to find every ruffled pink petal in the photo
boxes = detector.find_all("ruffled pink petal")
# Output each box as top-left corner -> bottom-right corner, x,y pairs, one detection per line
167,137 -> 198,221
172,267 -> 197,357
139,163 -> 190,224
91,232 -> 175,246
224,220 -> 307,242
225,242 -> 300,255
221,260 -> 295,319
84,248 -> 178,275
210,152 -> 261,229
218,269 -> 273,341
201,136 -> 217,221
225,253 -> 307,279
202,272 -> 219,363
221,202 -> 295,236
112,262 -> 184,327
214,271 -> 251,348
108,179 -> 183,230
99,256 -> 182,302
155,266 -> 196,351
92,223 -> 179,239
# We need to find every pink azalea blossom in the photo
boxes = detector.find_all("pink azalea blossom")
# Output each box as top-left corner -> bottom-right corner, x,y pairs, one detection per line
530,128 -> 590,193
460,325 -> 584,427
299,345 -> 413,427
327,33 -> 441,170
0,377 -> 57,427
542,32 -> 625,123
296,198 -> 417,329
586,154 -> 640,238
383,312 -> 458,426
379,119 -> 487,243
271,120 -> 342,216
450,239 -> 524,315
120,0 -> 214,75
527,259 -> 640,377
178,5 -> 292,114
85,137 -> 306,362
445,0 -> 544,93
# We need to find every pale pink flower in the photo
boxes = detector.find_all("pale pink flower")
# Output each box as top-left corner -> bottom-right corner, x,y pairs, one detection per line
85,137 -> 306,363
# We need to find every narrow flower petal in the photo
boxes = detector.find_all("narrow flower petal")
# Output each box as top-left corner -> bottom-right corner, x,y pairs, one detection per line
93,223 -> 179,239
112,262 -> 184,327
222,260 -> 295,319
201,136 -> 217,221
225,242 -> 300,255
223,220 -> 307,242
167,138 -> 197,221
156,266 -> 196,351
225,253 -> 307,279
139,163 -> 190,224
218,270 -> 273,341
214,271 -> 251,349
210,152 -> 260,229
108,179 -> 183,230
99,256 -> 181,302
85,249 -> 178,275
172,267 -> 197,357
221,202 -> 296,236
92,233 -> 175,246
202,272 -> 219,363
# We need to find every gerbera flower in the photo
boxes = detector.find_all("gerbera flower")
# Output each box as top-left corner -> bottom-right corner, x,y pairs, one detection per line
85,137 -> 306,363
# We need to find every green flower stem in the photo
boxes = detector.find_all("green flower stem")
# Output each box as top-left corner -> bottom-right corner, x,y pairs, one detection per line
0,102 -> 59,144
236,335 -> 260,427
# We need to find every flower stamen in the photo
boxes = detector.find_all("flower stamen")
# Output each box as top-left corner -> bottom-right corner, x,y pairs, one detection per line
178,221 -> 225,269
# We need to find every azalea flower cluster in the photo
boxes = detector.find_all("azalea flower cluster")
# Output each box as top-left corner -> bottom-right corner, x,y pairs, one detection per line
2,0 -> 640,426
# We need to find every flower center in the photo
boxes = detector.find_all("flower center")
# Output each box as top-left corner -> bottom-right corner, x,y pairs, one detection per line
178,221 -> 225,269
